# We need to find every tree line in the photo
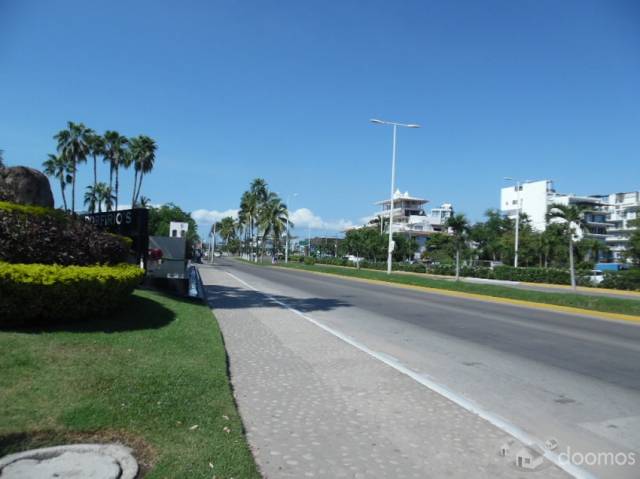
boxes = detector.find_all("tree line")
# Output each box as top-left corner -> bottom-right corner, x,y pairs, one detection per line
42,121 -> 157,213
210,178 -> 290,260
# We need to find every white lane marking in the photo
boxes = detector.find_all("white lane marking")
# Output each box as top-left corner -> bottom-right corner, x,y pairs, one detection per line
223,270 -> 595,479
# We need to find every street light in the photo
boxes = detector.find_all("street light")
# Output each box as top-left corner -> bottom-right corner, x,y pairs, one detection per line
285,193 -> 298,263
504,177 -> 521,268
370,118 -> 420,274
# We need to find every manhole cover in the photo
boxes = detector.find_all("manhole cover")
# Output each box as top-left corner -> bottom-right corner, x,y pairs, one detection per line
0,444 -> 138,479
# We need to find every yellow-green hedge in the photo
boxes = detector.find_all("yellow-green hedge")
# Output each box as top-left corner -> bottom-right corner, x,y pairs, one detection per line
0,262 -> 144,325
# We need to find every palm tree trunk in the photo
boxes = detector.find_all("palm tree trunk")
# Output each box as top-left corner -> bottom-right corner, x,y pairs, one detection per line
569,236 -> 576,289
132,169 -> 138,206
455,248 -> 460,281
135,173 -> 144,206
115,166 -> 119,211
71,157 -> 76,213
60,179 -> 68,211
93,154 -> 97,189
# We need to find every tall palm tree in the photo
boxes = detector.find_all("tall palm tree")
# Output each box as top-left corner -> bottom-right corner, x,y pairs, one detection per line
445,213 -> 470,280
218,216 -> 237,251
87,133 -> 105,190
54,122 -> 93,213
259,193 -> 289,259
43,153 -> 72,211
129,135 -> 157,206
546,203 -> 588,289
103,131 -> 129,211
240,190 -> 259,261
84,185 -> 99,213
0,149 -> 4,168
248,178 -> 269,261
237,202 -> 249,257
96,183 -> 116,213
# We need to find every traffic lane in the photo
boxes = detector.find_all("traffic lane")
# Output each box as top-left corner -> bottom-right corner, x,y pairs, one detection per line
219,259 -> 640,392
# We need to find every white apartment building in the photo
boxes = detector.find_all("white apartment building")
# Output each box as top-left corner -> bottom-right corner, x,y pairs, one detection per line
500,180 -> 639,261
374,190 -> 453,236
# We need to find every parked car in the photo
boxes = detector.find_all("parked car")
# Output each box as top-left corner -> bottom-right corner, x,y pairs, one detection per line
588,269 -> 604,285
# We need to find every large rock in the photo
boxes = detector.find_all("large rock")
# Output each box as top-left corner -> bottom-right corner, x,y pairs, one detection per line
0,166 -> 54,207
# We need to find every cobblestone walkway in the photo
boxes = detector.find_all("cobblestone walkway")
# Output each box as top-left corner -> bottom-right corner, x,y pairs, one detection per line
200,266 -> 567,478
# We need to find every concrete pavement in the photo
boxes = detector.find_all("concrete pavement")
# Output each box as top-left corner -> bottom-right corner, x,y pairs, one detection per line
200,259 -> 640,478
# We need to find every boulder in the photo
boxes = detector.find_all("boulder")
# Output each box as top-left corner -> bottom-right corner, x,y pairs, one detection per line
0,166 -> 54,207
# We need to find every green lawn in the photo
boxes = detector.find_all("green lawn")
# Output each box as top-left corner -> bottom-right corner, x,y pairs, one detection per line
0,289 -> 260,478
272,262 -> 640,317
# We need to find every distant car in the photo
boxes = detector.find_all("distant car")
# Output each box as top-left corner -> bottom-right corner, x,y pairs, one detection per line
213,251 -> 222,257
345,255 -> 364,264
588,269 -> 604,285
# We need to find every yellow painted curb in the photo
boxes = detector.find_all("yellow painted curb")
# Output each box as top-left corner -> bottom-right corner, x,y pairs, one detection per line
518,281 -> 640,298
273,266 -> 640,325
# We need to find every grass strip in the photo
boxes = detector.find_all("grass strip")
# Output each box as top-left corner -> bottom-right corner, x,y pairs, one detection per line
0,289 -> 260,478
268,261 -> 640,317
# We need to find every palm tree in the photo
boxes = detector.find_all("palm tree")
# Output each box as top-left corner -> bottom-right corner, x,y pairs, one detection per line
0,149 -> 4,168
43,153 -> 73,211
237,202 -> 250,257
241,190 -> 259,261
87,133 -> 104,190
259,194 -> 289,259
248,178 -> 269,261
139,196 -> 151,208
129,135 -> 157,206
546,204 -> 588,289
445,213 -> 470,280
218,216 -> 237,251
84,185 -> 99,213
96,183 -> 116,213
103,131 -> 129,211
54,122 -> 93,213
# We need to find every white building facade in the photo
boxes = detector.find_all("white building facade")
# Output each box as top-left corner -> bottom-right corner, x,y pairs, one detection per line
500,180 -> 639,261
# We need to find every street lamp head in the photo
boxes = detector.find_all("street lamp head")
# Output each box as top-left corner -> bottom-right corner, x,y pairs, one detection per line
406,124 -> 421,128
370,118 -> 385,124
503,176 -> 513,181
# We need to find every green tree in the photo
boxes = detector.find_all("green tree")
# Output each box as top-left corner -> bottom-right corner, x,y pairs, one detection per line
445,213 -> 470,280
625,214 -> 640,265
259,194 -> 289,258
546,203 -> 588,289
422,232 -> 455,263
43,153 -> 72,211
103,131 -> 129,211
392,233 -> 418,262
54,121 -> 93,212
217,216 -> 237,252
83,185 -> 98,213
129,135 -> 157,206
148,203 -> 199,257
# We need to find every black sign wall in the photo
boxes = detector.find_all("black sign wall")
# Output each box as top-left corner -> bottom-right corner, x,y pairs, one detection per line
82,208 -> 149,267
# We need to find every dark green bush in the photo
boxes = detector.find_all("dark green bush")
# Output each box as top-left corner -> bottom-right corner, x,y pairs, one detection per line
303,256 -> 316,265
0,201 -> 130,265
0,262 -> 144,325
600,269 -> 640,291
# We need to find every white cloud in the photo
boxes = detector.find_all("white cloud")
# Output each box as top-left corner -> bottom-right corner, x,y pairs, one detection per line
191,208 -> 239,224
290,208 -> 355,231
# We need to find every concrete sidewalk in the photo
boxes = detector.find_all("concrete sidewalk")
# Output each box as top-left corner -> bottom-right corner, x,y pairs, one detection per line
200,265 -> 568,478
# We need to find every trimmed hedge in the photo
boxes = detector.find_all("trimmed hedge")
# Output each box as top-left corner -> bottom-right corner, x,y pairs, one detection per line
601,269 -> 640,291
0,201 -> 130,265
0,262 -> 144,325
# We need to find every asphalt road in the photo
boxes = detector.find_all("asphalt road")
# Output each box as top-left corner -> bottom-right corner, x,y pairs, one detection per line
206,258 -> 640,478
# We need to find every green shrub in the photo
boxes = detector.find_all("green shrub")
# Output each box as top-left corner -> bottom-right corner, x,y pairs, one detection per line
303,256 -> 316,265
0,262 -> 144,325
600,269 -> 640,291
0,201 -> 130,265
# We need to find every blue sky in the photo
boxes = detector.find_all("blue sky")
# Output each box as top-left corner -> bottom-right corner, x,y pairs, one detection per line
2,0 -> 639,237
